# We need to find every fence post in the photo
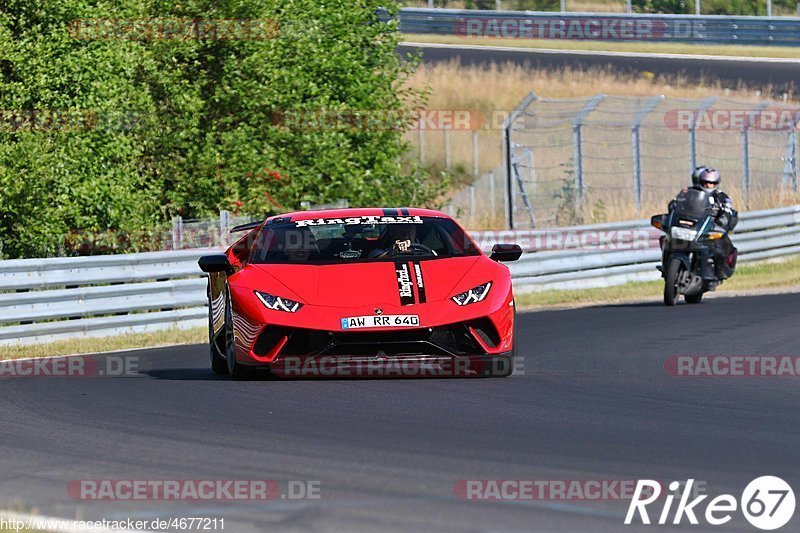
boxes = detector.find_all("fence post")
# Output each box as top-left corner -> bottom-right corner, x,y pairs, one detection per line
560,0 -> 566,12
469,186 -> 476,223
696,0 -> 701,14
631,96 -> 664,215
741,126 -> 751,210
444,128 -> 451,170
489,171 -> 496,220
171,216 -> 183,251
689,96 -> 718,173
496,0 -> 503,9
626,0 -> 632,12
572,94 -> 607,208
503,91 -> 538,229
787,126 -> 800,192
794,127 -> 799,191
418,128 -> 425,165
472,130 -> 479,178
219,210 -> 231,247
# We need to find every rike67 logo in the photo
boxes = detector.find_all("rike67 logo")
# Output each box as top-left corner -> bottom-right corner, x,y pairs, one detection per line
625,477 -> 795,530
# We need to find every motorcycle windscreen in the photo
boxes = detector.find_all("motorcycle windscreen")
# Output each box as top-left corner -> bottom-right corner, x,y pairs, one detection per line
672,188 -> 712,220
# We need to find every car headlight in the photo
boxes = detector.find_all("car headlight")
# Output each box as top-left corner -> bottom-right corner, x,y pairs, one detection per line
255,291 -> 303,313
451,282 -> 492,306
671,226 -> 697,241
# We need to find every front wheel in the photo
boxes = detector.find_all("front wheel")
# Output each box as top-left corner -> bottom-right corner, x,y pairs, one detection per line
663,257 -> 683,306
685,292 -> 704,304
224,287 -> 250,380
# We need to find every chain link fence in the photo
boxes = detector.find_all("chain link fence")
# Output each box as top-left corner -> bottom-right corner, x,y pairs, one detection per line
505,93 -> 800,229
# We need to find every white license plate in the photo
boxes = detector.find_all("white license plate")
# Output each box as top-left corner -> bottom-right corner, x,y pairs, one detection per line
340,315 -> 420,330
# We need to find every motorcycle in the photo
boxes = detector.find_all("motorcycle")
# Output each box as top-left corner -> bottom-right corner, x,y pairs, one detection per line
650,188 -> 735,306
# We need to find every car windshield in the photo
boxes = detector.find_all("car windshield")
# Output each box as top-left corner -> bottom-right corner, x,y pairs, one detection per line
248,215 -> 480,264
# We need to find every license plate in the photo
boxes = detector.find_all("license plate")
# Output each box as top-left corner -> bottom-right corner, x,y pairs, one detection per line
340,315 -> 420,330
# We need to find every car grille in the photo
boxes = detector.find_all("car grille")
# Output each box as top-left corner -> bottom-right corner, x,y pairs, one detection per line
252,319 -> 500,358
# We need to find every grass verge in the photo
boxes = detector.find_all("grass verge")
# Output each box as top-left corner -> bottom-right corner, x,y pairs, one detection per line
516,254 -> 800,308
404,34 -> 800,59
0,327 -> 206,361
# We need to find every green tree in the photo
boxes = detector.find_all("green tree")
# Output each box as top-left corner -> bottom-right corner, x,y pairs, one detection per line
0,0 -> 437,258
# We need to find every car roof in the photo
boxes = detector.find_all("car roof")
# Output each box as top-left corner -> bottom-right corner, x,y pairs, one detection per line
269,208 -> 452,222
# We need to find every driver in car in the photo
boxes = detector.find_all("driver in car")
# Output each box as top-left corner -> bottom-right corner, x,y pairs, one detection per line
368,224 -> 419,258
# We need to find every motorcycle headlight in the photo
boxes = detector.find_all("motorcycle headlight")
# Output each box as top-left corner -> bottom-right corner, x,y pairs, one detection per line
255,291 -> 303,313
671,227 -> 697,241
451,282 -> 492,306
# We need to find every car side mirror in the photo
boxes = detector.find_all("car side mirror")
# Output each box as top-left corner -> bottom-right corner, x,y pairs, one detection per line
490,244 -> 522,262
198,254 -> 232,274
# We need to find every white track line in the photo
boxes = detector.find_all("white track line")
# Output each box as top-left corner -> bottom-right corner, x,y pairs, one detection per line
401,41 -> 800,64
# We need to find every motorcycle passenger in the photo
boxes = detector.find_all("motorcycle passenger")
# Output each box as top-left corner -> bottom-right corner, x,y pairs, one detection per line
669,166 -> 738,279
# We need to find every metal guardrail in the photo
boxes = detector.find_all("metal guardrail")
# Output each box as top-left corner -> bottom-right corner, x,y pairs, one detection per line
470,204 -> 800,291
0,205 -> 798,345
399,8 -> 800,46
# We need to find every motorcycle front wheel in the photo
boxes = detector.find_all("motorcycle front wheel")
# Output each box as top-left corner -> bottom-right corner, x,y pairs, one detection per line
663,257 -> 683,306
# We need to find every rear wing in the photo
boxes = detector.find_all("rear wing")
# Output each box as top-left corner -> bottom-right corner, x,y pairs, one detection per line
230,220 -> 264,233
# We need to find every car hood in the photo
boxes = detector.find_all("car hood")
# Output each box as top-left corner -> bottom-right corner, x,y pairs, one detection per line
248,256 -> 482,307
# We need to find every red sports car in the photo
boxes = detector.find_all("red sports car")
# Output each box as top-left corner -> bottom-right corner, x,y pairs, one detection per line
199,208 -> 522,379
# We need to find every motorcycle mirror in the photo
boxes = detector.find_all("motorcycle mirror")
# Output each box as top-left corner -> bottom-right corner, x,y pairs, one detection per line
650,214 -> 667,230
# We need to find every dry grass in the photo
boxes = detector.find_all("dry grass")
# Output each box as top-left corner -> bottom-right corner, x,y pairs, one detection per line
0,327 -> 206,361
405,34 -> 800,59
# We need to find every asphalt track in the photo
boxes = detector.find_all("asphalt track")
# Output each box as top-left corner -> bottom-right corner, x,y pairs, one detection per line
2,292 -> 800,532
402,42 -> 800,94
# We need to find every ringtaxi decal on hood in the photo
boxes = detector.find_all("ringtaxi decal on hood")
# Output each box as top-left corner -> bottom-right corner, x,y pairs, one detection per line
294,215 -> 423,227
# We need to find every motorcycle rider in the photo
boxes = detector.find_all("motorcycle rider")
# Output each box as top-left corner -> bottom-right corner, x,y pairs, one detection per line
669,166 -> 738,279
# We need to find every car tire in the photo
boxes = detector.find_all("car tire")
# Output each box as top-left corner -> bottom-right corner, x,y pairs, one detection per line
490,301 -> 516,378
209,289 -> 227,375
224,286 -> 249,380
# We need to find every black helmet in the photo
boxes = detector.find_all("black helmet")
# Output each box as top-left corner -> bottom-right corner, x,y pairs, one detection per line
691,165 -> 709,187
698,168 -> 721,191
